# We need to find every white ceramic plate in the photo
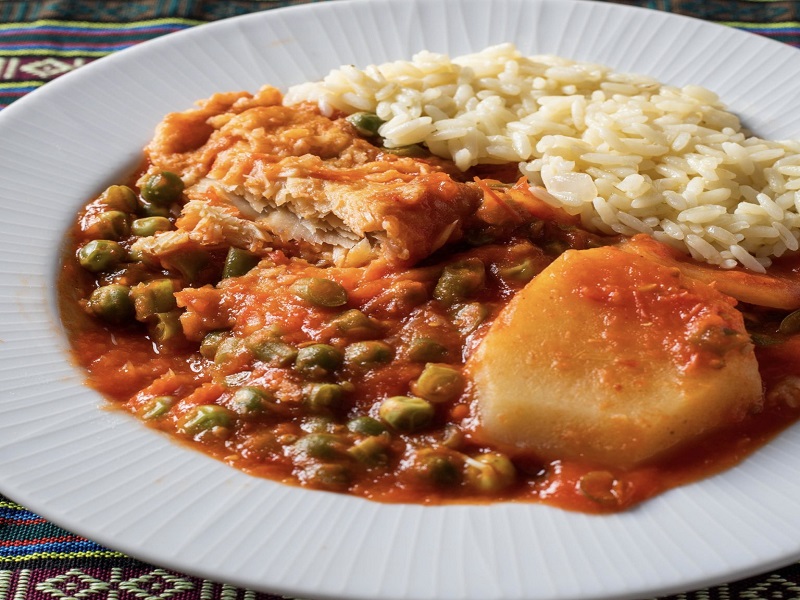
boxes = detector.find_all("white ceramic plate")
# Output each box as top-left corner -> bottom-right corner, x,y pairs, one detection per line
2,1 -> 800,599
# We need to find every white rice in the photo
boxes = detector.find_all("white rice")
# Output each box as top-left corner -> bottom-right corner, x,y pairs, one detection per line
283,43 -> 800,272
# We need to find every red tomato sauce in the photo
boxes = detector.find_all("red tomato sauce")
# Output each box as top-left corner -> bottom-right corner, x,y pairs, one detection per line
58,167 -> 800,514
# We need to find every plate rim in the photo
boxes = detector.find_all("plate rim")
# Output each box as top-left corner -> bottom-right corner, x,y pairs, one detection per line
1,1 -> 800,599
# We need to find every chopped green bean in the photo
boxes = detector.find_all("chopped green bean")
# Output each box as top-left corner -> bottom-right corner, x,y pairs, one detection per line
139,395 -> 176,420
383,143 -> 427,157
223,247 -> 260,279
150,310 -> 183,343
346,112 -> 384,137
162,248 -> 209,283
200,331 -> 230,359
179,405 -> 235,436
214,336 -> 244,366
131,279 -> 177,321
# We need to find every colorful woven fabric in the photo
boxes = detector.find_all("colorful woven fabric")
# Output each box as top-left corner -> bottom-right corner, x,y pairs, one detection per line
2,1 -> 800,599
0,1 -> 319,111
1,0 -> 799,111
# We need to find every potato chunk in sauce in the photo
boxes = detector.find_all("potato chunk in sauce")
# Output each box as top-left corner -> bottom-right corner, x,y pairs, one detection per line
467,247 -> 763,468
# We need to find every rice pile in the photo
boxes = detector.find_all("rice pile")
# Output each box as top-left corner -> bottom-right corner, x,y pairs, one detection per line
284,43 -> 800,272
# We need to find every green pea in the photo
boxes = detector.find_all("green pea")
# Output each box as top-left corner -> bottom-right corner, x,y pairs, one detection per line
345,340 -> 393,367
85,211 -> 129,240
302,463 -> 351,490
304,383 -> 345,412
149,310 -> 183,344
86,284 -> 134,323
347,434 -> 390,466
230,386 -> 273,415
411,449 -> 463,487
179,405 -> 235,435
779,309 -> 800,335
383,143 -> 427,157
291,277 -> 348,308
406,337 -> 448,363
347,415 -> 387,436
465,452 -> 516,493
301,415 -> 335,433
329,309 -> 381,339
499,258 -> 537,283
141,171 -> 184,206
464,228 -> 496,247
223,247 -> 260,279
578,470 -> 620,506
138,198 -> 172,218
452,302 -> 488,335
77,240 -> 125,273
200,331 -> 230,359
433,258 -> 486,305
388,280 -> 429,308
131,216 -> 171,237
247,334 -> 298,367
411,364 -> 464,404
750,332 -> 782,347
98,185 -> 138,212
346,112 -> 385,137
139,395 -> 176,420
295,344 -> 344,379
293,432 -> 346,460
379,396 -> 434,432
131,279 -> 177,322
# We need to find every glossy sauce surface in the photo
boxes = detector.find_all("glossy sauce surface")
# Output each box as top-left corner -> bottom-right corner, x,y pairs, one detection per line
59,170 -> 800,512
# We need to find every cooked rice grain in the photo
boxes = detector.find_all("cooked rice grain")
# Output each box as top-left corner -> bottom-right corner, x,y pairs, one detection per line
284,43 -> 800,272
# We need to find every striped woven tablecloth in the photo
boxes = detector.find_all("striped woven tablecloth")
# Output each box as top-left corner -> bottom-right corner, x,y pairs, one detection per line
2,1 -> 800,598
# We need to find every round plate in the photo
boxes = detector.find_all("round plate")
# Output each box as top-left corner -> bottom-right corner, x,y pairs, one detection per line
2,1 -> 800,599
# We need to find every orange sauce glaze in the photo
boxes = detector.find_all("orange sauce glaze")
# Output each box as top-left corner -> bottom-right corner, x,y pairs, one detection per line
58,189 -> 800,515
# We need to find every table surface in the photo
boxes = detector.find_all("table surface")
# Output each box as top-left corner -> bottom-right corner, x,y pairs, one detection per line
2,1 -> 800,598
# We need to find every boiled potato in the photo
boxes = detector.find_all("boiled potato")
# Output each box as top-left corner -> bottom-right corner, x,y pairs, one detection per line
466,246 -> 763,468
